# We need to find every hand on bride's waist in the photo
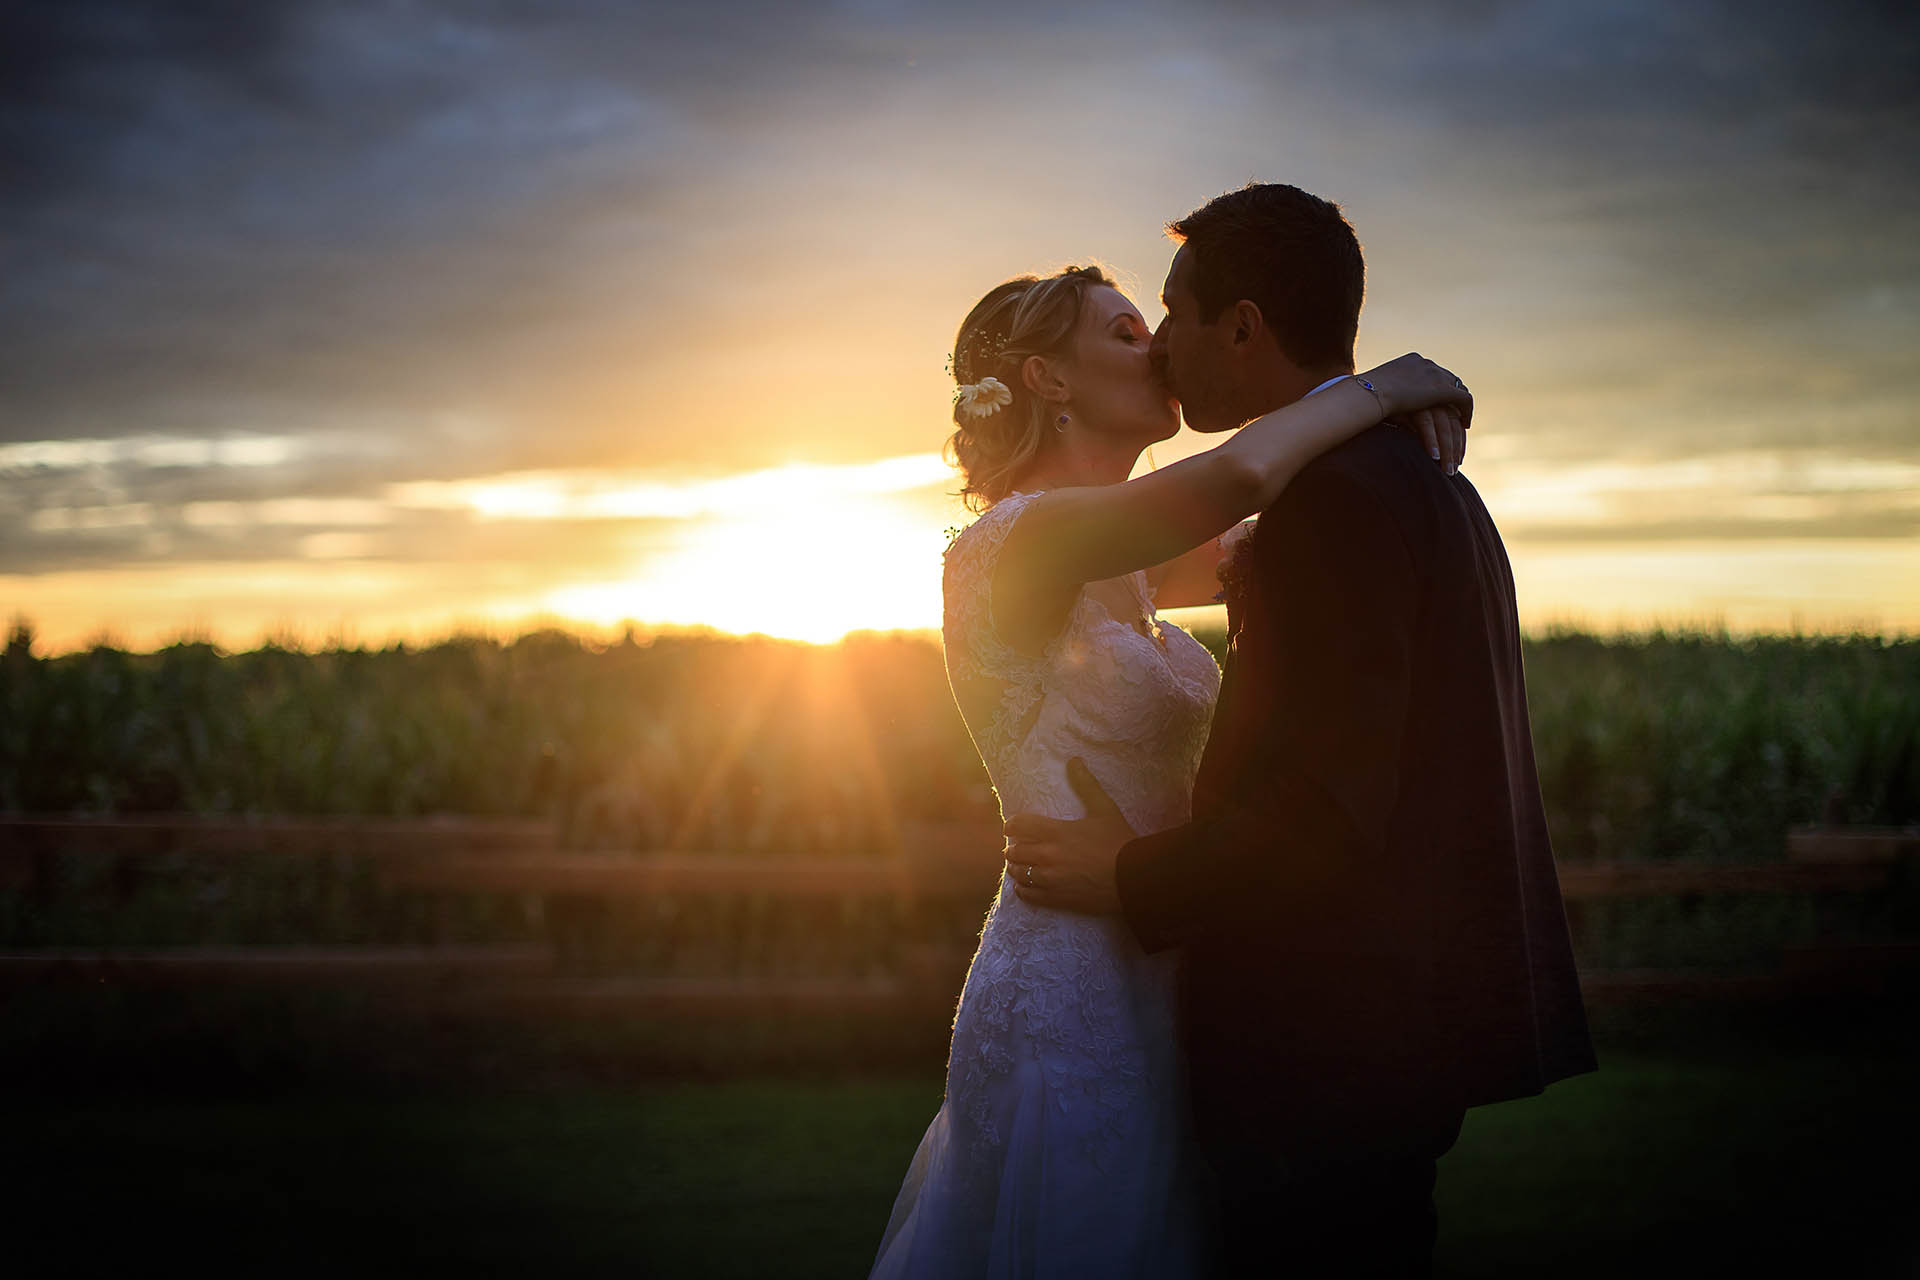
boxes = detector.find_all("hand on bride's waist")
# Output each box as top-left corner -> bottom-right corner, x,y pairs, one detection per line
1002,757 -> 1137,916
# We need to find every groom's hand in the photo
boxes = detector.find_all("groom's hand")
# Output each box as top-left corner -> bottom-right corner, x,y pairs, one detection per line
1003,758 -> 1134,915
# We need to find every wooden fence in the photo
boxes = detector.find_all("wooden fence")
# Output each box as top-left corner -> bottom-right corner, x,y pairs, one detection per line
2,815 -> 1915,1013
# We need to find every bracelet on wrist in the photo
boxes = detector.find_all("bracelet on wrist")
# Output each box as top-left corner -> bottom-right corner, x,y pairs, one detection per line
1351,375 -> 1388,419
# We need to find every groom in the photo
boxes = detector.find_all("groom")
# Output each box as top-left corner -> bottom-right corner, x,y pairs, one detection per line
1004,183 -> 1596,1276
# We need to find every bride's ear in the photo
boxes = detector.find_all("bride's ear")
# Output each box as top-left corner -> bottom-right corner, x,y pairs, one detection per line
1021,353 -> 1068,406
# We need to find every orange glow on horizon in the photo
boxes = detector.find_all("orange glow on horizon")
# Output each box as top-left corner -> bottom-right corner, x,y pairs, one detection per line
6,442 -> 1918,654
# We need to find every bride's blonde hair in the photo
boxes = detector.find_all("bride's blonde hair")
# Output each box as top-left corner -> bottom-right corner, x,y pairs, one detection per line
945,264 -> 1113,512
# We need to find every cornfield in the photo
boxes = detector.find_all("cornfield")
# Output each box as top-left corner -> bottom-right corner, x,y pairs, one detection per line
5,621 -> 1915,860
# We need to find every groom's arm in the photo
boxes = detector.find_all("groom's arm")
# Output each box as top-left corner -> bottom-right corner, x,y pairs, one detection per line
1114,461 -> 1419,954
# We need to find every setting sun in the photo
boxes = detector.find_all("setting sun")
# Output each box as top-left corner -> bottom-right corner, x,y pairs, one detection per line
544,488 -> 951,643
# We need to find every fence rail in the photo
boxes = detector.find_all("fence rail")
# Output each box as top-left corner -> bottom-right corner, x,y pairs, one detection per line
1784,824 -> 1919,862
0,814 -> 557,856
4,815 -> 1915,1009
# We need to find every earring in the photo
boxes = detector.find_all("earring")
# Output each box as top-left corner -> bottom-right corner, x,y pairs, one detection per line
1054,410 -> 1070,432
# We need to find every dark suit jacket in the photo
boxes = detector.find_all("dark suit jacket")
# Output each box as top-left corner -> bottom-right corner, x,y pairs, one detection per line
1115,423 -> 1596,1162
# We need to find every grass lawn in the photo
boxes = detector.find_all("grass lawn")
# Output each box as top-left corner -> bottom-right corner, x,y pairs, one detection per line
8,1008 -> 1917,1278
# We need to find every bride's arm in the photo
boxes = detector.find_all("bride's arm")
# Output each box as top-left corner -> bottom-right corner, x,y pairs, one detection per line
1144,522 -> 1251,611
994,354 -> 1470,651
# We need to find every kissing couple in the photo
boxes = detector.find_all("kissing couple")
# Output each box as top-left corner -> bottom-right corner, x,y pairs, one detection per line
870,183 -> 1596,1278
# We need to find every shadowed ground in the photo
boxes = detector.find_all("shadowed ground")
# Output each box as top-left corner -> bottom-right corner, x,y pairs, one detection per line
6,1002 -> 1916,1278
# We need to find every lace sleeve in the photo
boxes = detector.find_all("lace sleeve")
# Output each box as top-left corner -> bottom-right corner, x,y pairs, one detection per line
941,491 -> 1040,684
942,492 -> 1051,748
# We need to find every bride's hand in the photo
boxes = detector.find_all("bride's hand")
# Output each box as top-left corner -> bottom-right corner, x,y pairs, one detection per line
1358,353 -> 1473,475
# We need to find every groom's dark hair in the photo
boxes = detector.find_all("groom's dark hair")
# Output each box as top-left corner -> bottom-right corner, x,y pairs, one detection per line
1168,183 -> 1364,371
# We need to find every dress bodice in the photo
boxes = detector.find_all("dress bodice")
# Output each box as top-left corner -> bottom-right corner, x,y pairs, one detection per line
941,490 -> 1221,840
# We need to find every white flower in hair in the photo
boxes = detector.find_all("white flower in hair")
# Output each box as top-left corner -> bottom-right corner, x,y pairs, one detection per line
956,376 -> 1013,419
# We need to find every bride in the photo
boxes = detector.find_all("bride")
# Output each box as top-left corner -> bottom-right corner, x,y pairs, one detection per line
869,264 -> 1470,1278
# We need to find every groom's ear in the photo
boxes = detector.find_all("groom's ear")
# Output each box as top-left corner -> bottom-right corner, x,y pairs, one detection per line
1226,298 -> 1267,353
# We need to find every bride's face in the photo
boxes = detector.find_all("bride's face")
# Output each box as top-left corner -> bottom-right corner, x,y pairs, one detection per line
1058,286 -> 1179,445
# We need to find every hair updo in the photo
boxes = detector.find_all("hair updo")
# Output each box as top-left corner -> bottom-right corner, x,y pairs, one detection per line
945,264 -> 1113,512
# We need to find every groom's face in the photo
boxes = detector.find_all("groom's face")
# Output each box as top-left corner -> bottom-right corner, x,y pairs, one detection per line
1150,246 -> 1244,434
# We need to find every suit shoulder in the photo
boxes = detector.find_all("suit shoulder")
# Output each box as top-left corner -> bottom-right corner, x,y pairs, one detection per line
1280,424 -> 1430,513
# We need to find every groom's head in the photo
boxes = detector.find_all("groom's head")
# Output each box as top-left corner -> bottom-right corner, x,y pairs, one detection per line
1151,183 -> 1364,433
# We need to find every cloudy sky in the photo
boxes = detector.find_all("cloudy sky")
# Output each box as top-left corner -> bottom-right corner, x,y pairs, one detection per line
4,0 -> 1916,648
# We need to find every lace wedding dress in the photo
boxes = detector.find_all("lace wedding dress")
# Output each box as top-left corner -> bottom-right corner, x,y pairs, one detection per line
871,491 -> 1222,1279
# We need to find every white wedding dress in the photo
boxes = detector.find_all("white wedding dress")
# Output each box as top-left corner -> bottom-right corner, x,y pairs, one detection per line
871,491 -> 1222,1279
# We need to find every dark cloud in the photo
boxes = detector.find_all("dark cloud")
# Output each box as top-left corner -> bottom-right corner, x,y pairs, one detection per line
3,0 -> 1916,587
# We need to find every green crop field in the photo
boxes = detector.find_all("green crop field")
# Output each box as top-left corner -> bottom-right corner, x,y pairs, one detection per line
5,621 -> 1916,857
7,622 -> 1915,968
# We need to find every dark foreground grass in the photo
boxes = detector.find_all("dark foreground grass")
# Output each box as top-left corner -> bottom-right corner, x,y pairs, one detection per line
7,1004 -> 1917,1279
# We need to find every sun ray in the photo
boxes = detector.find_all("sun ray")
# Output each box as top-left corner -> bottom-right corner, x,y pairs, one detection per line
807,648 -> 905,860
667,645 -> 800,851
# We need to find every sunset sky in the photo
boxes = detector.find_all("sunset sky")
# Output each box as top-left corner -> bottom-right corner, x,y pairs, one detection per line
4,0 -> 1916,650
